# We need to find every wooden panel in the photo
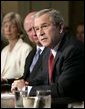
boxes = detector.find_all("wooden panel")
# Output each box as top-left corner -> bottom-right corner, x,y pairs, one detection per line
69,1 -> 84,33
1,1 -> 18,15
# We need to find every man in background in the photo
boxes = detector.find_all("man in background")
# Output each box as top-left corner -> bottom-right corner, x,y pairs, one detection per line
75,22 -> 84,43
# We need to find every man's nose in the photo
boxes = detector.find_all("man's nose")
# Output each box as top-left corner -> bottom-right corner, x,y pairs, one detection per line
39,28 -> 44,36
32,28 -> 37,36
33,31 -> 37,37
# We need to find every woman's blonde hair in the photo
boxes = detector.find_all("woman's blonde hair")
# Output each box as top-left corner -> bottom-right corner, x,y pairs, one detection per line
1,12 -> 25,38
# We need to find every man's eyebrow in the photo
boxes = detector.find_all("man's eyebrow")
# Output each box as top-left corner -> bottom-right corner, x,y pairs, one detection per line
41,23 -> 49,25
34,22 -> 50,28
35,23 -> 49,27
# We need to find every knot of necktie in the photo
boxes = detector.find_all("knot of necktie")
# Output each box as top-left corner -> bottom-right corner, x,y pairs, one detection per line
36,48 -> 41,56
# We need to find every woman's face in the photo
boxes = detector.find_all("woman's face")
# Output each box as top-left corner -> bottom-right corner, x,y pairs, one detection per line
3,21 -> 19,41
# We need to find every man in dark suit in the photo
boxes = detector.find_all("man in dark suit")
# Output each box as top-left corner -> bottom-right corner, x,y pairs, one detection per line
75,22 -> 84,43
11,12 -> 49,90
28,9 -> 84,107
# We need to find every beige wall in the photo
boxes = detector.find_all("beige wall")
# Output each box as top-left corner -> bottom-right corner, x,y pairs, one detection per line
1,1 -> 18,15
29,1 -> 69,26
1,1 -> 69,26
51,1 -> 69,26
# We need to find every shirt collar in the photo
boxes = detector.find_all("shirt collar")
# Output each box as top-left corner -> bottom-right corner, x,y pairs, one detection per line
51,42 -> 59,58
51,49 -> 56,58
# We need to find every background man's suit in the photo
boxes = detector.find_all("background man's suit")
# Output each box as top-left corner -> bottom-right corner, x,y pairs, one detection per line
23,46 -> 50,86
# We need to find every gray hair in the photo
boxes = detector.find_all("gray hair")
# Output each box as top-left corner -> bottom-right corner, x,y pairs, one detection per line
1,12 -> 25,38
34,9 -> 64,26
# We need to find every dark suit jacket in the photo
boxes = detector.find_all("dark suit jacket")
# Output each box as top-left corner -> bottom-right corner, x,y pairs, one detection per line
30,32 -> 84,105
23,46 -> 50,86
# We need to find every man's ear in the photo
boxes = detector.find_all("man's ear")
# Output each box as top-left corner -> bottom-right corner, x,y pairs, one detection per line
59,22 -> 64,34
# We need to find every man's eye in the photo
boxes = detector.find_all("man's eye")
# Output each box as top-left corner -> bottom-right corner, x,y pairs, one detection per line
42,24 -> 50,28
42,25 -> 47,28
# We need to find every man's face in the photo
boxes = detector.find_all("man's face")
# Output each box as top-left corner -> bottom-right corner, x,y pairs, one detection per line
24,14 -> 39,44
34,14 -> 61,48
76,25 -> 84,43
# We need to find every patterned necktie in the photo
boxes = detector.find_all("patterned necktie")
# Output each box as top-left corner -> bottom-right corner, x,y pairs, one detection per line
30,49 -> 41,72
48,51 -> 54,83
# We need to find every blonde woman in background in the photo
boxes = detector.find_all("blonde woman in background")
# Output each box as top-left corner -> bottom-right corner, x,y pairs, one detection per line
1,12 -> 32,85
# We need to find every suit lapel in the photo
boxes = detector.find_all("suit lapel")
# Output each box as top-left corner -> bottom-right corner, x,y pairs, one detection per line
51,33 -> 67,80
24,47 -> 36,79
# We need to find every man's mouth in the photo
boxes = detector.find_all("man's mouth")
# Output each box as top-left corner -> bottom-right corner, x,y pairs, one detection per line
33,36 -> 38,40
41,38 -> 47,41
